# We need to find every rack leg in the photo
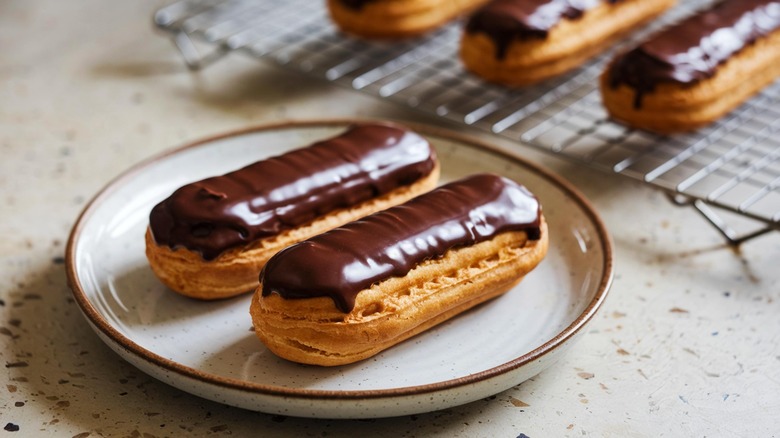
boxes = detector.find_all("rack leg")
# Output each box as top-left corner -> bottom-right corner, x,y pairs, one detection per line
666,193 -> 777,245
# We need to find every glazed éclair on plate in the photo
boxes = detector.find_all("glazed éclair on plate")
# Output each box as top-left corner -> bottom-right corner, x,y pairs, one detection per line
601,0 -> 780,133
327,0 -> 490,38
460,0 -> 676,86
251,173 -> 548,366
146,123 -> 440,300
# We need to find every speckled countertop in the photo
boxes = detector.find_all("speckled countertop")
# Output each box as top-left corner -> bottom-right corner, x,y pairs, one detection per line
2,1 -> 779,437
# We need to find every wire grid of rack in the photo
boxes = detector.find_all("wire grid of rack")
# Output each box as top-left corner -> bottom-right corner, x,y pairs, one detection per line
154,0 -> 780,243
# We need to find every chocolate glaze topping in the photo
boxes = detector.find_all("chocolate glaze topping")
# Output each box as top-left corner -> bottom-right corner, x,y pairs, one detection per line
466,0 -> 616,59
609,0 -> 780,108
149,124 -> 436,260
261,173 -> 542,313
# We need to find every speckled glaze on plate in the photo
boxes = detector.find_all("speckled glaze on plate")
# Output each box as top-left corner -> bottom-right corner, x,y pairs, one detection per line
66,120 -> 613,419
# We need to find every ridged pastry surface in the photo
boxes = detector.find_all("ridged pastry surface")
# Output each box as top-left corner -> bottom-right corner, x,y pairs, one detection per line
252,226 -> 548,366
460,0 -> 675,86
327,0 -> 490,38
145,123 -> 439,299
144,170 -> 438,299
251,174 -> 548,366
601,0 -> 780,133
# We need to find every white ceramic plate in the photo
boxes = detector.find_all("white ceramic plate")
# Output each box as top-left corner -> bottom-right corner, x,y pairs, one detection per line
66,121 -> 612,419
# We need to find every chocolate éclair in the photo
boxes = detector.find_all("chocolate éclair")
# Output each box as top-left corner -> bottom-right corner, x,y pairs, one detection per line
251,173 -> 548,366
327,0 -> 490,39
460,0 -> 675,86
146,123 -> 440,300
601,0 -> 780,133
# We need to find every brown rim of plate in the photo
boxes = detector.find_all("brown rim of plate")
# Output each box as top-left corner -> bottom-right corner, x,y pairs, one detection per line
65,119 -> 613,401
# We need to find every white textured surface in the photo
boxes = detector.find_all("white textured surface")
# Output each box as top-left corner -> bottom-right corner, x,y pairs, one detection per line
1,0 -> 779,436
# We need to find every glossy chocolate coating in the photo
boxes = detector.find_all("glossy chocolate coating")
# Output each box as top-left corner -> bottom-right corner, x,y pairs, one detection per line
608,0 -> 780,108
261,173 -> 542,313
149,124 -> 437,260
466,0 -> 614,59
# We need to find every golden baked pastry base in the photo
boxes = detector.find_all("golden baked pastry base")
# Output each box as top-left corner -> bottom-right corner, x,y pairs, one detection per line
601,29 -> 780,134
327,0 -> 489,39
145,164 -> 440,299
251,219 -> 549,366
460,0 -> 676,87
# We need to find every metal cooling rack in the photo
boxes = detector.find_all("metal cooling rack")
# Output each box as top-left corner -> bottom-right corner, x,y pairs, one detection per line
153,0 -> 780,244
